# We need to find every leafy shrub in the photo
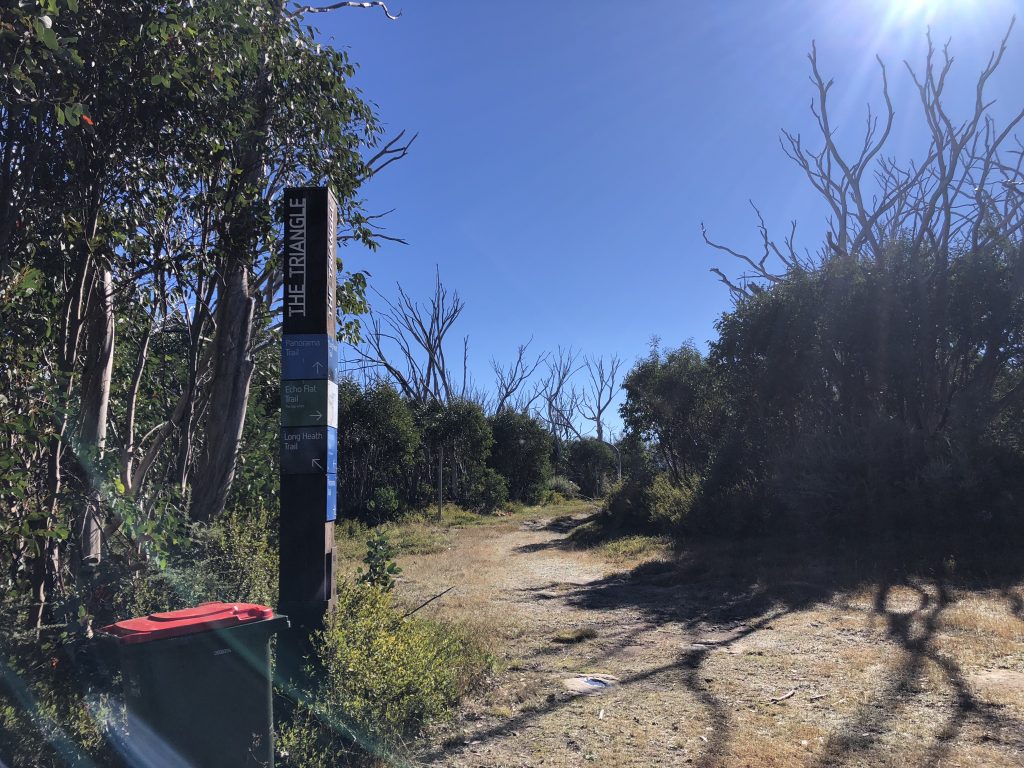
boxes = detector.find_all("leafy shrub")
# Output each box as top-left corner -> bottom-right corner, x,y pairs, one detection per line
487,411 -> 553,503
547,475 -> 580,499
646,474 -> 695,527
0,652 -> 115,768
605,473 -> 695,532
358,530 -> 401,591
604,476 -> 654,530
338,380 -> 420,520
566,439 -> 617,497
542,490 -> 567,505
366,486 -> 401,523
470,468 -> 509,513
119,499 -> 279,617
278,581 -> 491,763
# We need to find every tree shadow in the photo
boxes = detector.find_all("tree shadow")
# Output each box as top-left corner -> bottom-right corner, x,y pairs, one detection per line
426,529 -> 1024,766
418,615 -> 782,767
512,513 -> 600,555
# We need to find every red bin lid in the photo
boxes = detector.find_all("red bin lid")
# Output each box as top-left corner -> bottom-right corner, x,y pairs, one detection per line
101,602 -> 275,644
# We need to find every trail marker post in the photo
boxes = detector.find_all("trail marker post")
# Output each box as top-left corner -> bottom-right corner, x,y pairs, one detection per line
278,187 -> 338,636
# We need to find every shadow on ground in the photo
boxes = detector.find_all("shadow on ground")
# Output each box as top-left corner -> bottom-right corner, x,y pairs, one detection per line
426,518 -> 1024,767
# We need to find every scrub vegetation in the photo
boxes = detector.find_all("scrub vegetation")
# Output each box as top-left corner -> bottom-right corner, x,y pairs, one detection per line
1,2 -> 1023,766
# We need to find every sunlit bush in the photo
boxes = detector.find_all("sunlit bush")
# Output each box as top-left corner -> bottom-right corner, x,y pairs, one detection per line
277,581 -> 491,764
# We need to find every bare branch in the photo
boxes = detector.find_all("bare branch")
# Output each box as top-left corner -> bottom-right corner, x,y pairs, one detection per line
349,269 -> 465,403
491,339 -> 547,414
578,354 -> 622,443
288,1 -> 402,20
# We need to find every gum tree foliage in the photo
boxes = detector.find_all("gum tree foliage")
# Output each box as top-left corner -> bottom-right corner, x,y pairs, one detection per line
565,438 -> 618,498
619,343 -> 723,488
337,379 -> 421,519
487,410 -> 553,504
0,0 -> 403,629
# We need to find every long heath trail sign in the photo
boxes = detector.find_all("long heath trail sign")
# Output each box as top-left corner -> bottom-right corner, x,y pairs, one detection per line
279,187 -> 338,631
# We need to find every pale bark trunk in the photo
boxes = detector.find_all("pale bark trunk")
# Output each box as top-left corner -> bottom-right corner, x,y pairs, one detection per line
187,63 -> 272,523
75,266 -> 115,566
188,257 -> 256,522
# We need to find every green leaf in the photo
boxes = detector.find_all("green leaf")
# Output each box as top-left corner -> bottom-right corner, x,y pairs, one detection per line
34,19 -> 59,50
67,0 -> 79,11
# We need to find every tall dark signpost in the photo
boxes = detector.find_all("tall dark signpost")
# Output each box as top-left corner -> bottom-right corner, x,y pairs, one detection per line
279,187 -> 338,636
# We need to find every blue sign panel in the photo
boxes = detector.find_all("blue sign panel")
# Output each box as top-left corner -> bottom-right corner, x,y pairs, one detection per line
282,335 -> 338,382
280,425 -> 337,475
326,473 -> 337,522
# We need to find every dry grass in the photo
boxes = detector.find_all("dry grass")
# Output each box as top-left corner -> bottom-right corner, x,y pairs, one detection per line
596,534 -> 672,564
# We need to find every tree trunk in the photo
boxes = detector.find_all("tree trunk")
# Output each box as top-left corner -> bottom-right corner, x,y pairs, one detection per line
189,257 -> 256,522
75,265 -> 115,567
187,64 -> 272,523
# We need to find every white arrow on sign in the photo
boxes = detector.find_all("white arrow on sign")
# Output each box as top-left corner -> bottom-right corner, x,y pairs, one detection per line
312,458 -> 323,471
310,411 -> 323,422
312,361 -> 324,374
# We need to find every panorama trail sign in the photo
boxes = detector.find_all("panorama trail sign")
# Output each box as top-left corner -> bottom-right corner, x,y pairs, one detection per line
278,187 -> 339,631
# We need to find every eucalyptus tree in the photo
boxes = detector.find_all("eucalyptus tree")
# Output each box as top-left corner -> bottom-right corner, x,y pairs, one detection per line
1,0 -> 406,628
178,1 -> 410,523
2,0 -> 232,626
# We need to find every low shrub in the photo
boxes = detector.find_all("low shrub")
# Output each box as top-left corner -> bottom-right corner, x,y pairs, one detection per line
278,581 -> 492,764
471,468 -> 509,513
440,505 -> 483,526
0,650 -> 115,768
358,530 -> 402,591
121,499 -> 279,617
542,490 -> 567,506
547,475 -> 580,499
366,487 -> 401,524
646,474 -> 695,527
605,473 -> 696,532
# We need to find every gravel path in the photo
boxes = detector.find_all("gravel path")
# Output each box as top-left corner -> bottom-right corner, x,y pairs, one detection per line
392,510 -> 1024,768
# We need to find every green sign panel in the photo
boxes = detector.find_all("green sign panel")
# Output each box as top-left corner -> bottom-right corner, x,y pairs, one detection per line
281,379 -> 338,427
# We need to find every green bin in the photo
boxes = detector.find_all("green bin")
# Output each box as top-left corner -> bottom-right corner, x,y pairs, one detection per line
102,602 -> 288,767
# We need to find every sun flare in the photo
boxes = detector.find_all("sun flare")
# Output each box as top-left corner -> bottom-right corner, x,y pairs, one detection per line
881,0 -> 981,24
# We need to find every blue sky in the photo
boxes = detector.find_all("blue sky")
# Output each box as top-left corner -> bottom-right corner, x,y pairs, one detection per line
317,0 -> 1023,435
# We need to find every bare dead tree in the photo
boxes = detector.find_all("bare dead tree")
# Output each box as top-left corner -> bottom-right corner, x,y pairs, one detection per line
578,354 -> 622,443
534,347 -> 584,442
490,339 -> 547,414
703,23 -> 1024,299
349,270 -> 469,403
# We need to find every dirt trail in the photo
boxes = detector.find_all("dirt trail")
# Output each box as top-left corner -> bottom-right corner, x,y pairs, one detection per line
394,510 -> 1024,768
